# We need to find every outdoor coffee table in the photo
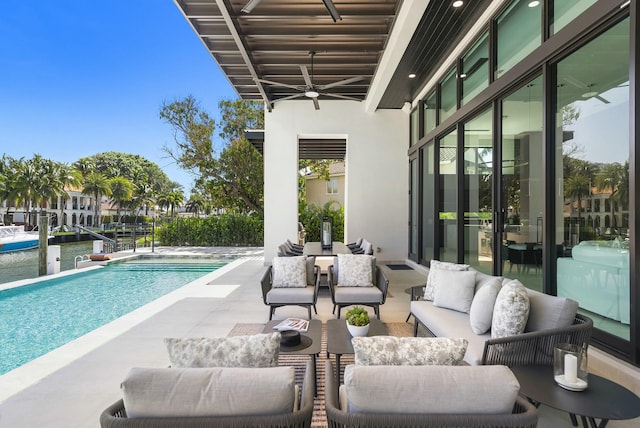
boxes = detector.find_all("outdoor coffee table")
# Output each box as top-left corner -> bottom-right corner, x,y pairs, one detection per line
264,319 -> 322,395
326,318 -> 388,383
511,365 -> 640,428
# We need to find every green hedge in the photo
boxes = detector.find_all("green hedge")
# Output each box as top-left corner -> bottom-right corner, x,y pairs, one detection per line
156,214 -> 263,246
298,204 -> 344,242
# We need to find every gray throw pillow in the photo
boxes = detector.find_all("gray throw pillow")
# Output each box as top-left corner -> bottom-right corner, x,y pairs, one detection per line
432,269 -> 477,313
491,280 -> 530,338
469,278 -> 502,334
424,260 -> 470,301
165,333 -> 280,368
272,256 -> 307,288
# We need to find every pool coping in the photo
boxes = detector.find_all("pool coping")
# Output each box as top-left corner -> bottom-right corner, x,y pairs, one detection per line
0,247 -> 261,403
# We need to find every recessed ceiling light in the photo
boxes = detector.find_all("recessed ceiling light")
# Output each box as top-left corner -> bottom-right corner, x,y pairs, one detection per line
452,1 -> 464,7
582,91 -> 598,98
459,73 -> 467,79
528,1 -> 540,7
408,73 -> 416,79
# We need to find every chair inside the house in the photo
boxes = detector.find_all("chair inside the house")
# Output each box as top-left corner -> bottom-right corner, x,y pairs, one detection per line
261,255 -> 320,320
328,254 -> 389,319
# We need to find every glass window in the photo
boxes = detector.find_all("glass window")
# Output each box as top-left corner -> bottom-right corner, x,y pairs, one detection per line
555,19 -> 630,340
461,32 -> 489,106
440,69 -> 457,123
496,0 -> 542,79
438,129 -> 457,262
326,178 -> 338,195
410,158 -> 418,256
410,108 -> 419,146
551,0 -> 597,35
423,90 -> 437,135
463,108 -> 493,274
501,75 -> 543,292
422,144 -> 435,262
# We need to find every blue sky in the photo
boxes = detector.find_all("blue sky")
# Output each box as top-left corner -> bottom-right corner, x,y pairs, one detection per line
0,1 -> 238,193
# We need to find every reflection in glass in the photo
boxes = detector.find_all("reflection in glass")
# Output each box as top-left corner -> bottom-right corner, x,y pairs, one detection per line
438,130 -> 457,262
410,108 -> 419,146
440,69 -> 457,123
410,158 -> 418,255
463,109 -> 493,274
501,76 -> 543,291
461,32 -> 489,106
496,0 -> 541,79
423,90 -> 437,135
555,19 -> 630,340
551,0 -> 597,35
422,144 -> 435,262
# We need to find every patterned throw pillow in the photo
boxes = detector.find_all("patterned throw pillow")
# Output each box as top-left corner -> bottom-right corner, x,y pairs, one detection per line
469,277 -> 502,334
272,256 -> 307,288
423,260 -> 470,301
352,336 -> 468,366
491,279 -> 530,338
165,333 -> 280,368
337,254 -> 373,287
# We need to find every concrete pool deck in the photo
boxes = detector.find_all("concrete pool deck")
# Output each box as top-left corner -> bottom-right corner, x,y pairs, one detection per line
0,246 -> 638,427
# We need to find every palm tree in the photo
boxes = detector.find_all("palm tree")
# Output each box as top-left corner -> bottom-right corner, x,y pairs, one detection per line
157,190 -> 184,218
185,193 -> 205,217
83,172 -> 112,227
52,163 -> 82,227
109,177 -> 134,222
595,162 -> 628,233
565,173 -> 590,223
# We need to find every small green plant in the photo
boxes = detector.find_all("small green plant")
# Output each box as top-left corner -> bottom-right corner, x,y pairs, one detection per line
345,306 -> 370,326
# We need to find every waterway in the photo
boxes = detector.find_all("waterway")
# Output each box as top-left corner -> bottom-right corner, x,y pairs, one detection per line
0,241 -> 94,285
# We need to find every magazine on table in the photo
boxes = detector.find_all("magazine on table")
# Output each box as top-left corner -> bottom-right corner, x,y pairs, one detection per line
272,318 -> 309,332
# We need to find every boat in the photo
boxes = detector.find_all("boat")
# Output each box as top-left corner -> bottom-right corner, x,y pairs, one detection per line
0,225 -> 49,253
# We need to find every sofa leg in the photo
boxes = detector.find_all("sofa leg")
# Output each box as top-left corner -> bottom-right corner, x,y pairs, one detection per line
312,304 -> 318,315
374,305 -> 380,319
307,306 -> 312,320
413,319 -> 418,337
269,307 -> 274,320
337,307 -> 341,319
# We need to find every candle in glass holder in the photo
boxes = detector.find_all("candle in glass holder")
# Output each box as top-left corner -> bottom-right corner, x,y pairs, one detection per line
564,354 -> 578,384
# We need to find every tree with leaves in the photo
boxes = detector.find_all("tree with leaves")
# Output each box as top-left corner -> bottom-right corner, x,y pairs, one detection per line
109,176 -> 134,222
160,96 -> 264,217
82,172 -> 112,227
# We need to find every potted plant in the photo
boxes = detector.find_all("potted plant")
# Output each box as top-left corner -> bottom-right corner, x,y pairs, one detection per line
345,306 -> 370,337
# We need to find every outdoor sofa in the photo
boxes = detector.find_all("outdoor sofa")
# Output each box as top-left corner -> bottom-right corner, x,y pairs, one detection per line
411,263 -> 593,366
324,360 -> 538,428
100,360 -> 315,428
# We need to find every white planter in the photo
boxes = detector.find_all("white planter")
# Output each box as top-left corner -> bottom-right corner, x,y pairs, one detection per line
347,322 -> 370,337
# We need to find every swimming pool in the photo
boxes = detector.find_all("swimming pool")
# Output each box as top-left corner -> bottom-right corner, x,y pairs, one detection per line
0,257 -> 231,375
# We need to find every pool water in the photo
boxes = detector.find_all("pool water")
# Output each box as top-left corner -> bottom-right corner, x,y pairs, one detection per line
0,257 -> 230,375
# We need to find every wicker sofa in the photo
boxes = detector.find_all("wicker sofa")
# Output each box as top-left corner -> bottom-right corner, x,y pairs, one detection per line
100,361 -> 315,428
411,267 -> 593,366
324,360 -> 538,428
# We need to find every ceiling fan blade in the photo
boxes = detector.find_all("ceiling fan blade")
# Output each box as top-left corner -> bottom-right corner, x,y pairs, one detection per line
321,92 -> 363,102
317,76 -> 364,90
272,93 -> 305,102
300,65 -> 314,88
312,97 -> 320,110
257,78 -> 304,91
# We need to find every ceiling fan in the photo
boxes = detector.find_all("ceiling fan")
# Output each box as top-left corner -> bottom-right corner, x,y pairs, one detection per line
257,51 -> 365,110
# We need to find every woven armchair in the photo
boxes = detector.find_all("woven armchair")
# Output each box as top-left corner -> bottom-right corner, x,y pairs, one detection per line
324,361 -> 538,428
481,314 -> 593,366
100,361 -> 315,428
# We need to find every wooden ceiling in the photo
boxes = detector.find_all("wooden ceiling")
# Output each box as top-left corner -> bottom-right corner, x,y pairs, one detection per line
175,0 -> 491,109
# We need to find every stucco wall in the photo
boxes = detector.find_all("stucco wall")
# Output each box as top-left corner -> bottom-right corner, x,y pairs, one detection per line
264,100 -> 408,263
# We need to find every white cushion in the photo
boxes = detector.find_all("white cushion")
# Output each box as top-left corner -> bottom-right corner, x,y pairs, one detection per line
491,280 -> 530,339
473,269 -> 504,294
469,278 -> 502,334
272,256 -> 307,288
424,260 -> 470,300
343,365 -> 519,415
432,269 -> 477,313
352,336 -> 467,366
121,366 -> 295,417
337,254 -> 373,287
164,333 -> 280,368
